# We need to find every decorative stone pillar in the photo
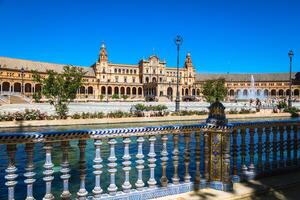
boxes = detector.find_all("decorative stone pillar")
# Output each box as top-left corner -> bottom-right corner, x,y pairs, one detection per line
286,125 -> 292,166
160,134 -> 169,187
240,128 -> 248,177
172,133 -> 180,185
147,135 -> 157,188
135,136 -> 145,190
60,141 -> 71,200
205,98 -> 232,191
231,129 -> 240,183
248,128 -> 255,175
93,139 -> 103,198
5,144 -> 18,200
43,142 -> 54,200
24,143 -> 36,200
265,127 -> 271,171
77,140 -> 88,199
293,125 -> 299,166
194,131 -> 202,190
257,127 -> 263,172
184,132 -> 191,183
272,127 -> 278,169
279,126 -> 285,168
107,138 -> 118,195
122,137 -> 132,193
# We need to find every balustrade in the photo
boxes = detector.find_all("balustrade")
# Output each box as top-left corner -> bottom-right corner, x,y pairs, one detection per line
1,120 -> 300,200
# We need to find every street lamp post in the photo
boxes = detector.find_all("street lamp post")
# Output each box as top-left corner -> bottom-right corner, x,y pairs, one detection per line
174,35 -> 183,112
21,66 -> 24,95
288,50 -> 294,108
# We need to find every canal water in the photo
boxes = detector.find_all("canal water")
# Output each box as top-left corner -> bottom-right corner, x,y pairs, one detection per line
0,117 -> 292,199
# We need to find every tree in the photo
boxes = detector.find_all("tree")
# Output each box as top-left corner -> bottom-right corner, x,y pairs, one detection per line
32,66 -> 85,118
202,78 -> 227,103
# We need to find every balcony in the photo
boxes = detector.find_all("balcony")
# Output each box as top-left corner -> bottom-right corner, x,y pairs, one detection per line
0,117 -> 300,199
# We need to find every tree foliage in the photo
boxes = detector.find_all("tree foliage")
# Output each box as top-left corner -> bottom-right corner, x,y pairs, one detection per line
202,78 -> 227,103
32,66 -> 85,118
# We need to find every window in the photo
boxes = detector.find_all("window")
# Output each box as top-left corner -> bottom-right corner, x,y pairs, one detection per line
115,76 -> 119,82
102,68 -> 106,73
114,69 -> 117,73
133,77 -> 136,83
134,69 -> 136,74
124,76 -> 127,83
118,69 -> 121,73
126,69 -> 129,74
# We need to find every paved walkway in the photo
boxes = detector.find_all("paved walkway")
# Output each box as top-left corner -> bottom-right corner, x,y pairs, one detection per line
0,112 -> 290,128
154,171 -> 300,200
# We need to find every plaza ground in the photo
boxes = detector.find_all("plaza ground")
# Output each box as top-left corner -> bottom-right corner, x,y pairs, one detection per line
154,170 -> 300,200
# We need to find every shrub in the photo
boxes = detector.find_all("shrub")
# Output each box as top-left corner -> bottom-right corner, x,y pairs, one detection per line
32,92 -> 42,103
107,111 -> 131,118
171,110 -> 208,116
112,94 -> 119,99
71,113 -> 81,119
277,101 -> 287,110
99,94 -> 105,101
96,112 -> 105,118
228,109 -> 238,114
122,95 -> 128,100
133,104 -> 168,111
239,108 -> 255,114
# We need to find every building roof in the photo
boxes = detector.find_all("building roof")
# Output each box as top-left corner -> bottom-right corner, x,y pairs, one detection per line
0,56 -> 95,77
195,73 -> 297,82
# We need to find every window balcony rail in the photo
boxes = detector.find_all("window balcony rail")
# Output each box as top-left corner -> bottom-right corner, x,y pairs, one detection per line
0,119 -> 299,200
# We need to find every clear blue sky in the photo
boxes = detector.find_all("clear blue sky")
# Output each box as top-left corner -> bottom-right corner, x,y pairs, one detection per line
0,0 -> 299,73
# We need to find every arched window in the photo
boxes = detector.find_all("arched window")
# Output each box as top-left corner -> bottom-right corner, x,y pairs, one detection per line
229,89 -> 234,96
108,86 -> 112,95
138,87 -> 143,95
167,87 -> 173,96
132,87 -> 137,95
152,77 -> 156,82
192,89 -> 195,96
286,89 -> 291,96
79,86 -> 85,94
87,86 -> 93,94
2,82 -> 10,92
278,89 -> 284,96
101,86 -> 106,94
126,87 -> 131,95
121,87 -> 125,95
25,83 -> 32,93
294,89 -> 299,96
243,89 -> 248,96
145,77 -> 149,83
14,82 -> 21,92
271,89 -> 276,96
185,88 -> 189,96
264,89 -> 269,96
114,87 -> 119,94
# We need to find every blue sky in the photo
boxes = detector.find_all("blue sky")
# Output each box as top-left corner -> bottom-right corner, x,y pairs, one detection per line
0,0 -> 299,73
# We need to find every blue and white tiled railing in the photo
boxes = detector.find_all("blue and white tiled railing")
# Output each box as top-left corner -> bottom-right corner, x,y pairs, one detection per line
0,119 -> 300,200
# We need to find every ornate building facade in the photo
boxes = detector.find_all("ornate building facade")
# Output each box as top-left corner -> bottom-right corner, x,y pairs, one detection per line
0,43 -> 299,102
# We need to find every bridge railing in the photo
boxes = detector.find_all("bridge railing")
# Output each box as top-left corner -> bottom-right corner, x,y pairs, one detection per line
0,119 -> 299,200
